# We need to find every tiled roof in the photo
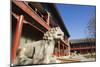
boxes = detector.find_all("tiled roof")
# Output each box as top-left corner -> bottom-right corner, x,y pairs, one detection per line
70,38 -> 96,44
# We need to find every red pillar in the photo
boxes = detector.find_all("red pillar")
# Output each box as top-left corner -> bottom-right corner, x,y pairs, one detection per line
63,44 -> 64,56
58,41 -> 60,57
12,15 -> 24,64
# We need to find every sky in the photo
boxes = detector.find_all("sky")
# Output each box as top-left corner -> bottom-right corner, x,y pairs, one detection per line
56,4 -> 96,39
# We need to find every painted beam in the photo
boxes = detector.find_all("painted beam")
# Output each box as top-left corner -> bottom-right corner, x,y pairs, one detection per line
12,0 -> 50,30
71,46 -> 96,50
12,12 -> 45,33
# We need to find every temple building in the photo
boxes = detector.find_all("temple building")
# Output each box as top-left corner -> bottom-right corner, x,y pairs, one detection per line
11,0 -> 70,64
70,38 -> 96,54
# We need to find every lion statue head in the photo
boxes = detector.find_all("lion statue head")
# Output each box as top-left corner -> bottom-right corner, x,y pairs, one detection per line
43,27 -> 64,40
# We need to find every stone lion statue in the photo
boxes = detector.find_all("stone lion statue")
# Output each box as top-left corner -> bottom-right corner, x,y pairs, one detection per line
15,27 -> 64,65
